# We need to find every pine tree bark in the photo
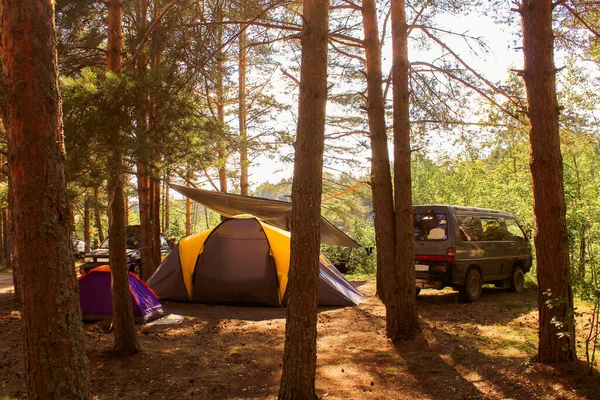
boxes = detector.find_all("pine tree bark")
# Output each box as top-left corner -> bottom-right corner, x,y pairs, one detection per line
84,192 -> 91,253
1,209 -> 8,265
94,186 -> 105,243
107,0 -> 141,355
0,1 -> 91,397
278,0 -> 329,398
137,162 -> 152,280
391,0 -> 418,337
186,170 -> 192,235
150,175 -> 162,271
520,0 -> 575,362
216,4 -> 228,193
124,187 -> 129,226
362,0 -> 413,338
164,170 -> 170,234
239,4 -> 249,196
0,155 -> 4,262
149,0 -> 163,274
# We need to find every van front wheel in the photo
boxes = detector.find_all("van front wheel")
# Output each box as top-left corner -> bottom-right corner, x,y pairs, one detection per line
511,266 -> 525,293
459,269 -> 482,302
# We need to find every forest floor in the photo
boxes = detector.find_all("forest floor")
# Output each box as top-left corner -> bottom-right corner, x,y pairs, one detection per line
0,270 -> 598,400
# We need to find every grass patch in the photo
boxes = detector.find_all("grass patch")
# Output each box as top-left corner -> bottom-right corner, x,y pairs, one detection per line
227,346 -> 243,358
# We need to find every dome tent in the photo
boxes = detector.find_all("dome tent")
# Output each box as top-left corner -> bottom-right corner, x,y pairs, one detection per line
147,215 -> 363,306
79,266 -> 165,323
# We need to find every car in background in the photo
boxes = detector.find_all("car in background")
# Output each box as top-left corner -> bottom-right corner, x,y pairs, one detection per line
72,238 -> 86,260
413,205 -> 532,302
79,225 -> 170,275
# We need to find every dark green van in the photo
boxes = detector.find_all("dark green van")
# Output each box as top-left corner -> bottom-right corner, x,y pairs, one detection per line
413,205 -> 532,302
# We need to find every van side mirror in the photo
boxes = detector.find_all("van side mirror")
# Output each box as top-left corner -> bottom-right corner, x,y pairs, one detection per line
526,229 -> 532,240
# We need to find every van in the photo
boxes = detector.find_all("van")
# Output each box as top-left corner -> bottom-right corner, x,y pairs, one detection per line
413,205 -> 532,302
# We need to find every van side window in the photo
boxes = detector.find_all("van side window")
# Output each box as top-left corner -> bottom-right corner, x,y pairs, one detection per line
414,212 -> 448,241
505,220 -> 525,241
481,218 -> 507,241
456,216 -> 483,242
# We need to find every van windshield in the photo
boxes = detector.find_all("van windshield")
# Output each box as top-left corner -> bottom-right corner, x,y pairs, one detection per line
414,212 -> 448,241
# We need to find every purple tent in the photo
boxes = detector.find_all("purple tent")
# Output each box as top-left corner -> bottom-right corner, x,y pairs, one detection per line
79,266 -> 165,323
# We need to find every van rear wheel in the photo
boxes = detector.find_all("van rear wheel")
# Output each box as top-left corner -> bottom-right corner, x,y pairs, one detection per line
511,266 -> 525,293
459,269 -> 482,302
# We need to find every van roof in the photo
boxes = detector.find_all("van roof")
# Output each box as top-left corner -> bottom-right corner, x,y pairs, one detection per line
413,204 -> 516,218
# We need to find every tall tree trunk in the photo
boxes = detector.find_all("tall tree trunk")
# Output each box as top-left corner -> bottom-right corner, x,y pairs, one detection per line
124,187 -> 129,226
134,0 -> 155,281
186,198 -> 192,236
164,170 -> 170,235
137,162 -> 152,280
150,175 -> 162,270
2,209 -> 8,265
239,7 -> 249,195
148,0 -> 163,274
0,1 -> 91,397
361,0 -> 396,305
391,0 -> 418,337
571,155 -> 586,278
216,5 -> 228,193
94,186 -> 105,243
278,0 -> 329,398
107,0 -> 141,355
0,211 -> 4,264
186,170 -> 192,236
0,154 -> 4,263
520,0 -> 575,362
84,192 -> 91,253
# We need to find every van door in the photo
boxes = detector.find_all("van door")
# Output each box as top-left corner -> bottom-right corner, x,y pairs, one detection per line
455,215 -> 494,281
505,218 -> 531,269
480,217 -> 511,280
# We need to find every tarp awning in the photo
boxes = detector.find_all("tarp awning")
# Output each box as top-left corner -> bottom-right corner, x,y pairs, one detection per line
170,184 -> 360,248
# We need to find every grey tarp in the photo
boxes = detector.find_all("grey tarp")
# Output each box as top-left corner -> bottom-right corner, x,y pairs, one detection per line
170,184 -> 360,248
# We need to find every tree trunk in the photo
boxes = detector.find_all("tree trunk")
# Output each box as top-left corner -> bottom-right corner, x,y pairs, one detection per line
0,155 -> 4,262
2,209 -> 8,265
361,0 -> 396,306
94,186 -> 105,243
107,0 -> 141,355
124,186 -> 129,226
391,0 -> 418,337
239,7 -> 249,195
0,208 -> 4,263
186,198 -> 192,235
0,1 -> 91,397
278,0 -> 329,398
84,192 -> 91,253
520,0 -> 575,362
150,175 -> 162,271
137,162 -> 152,280
164,170 -> 170,235
149,0 -> 163,274
136,164 -> 151,268
186,170 -> 192,235
216,5 -> 228,193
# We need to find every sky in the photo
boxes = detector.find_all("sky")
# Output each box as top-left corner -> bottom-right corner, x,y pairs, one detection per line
246,11 -> 525,189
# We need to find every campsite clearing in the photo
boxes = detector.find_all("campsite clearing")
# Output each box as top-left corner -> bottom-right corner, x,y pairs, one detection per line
0,276 -> 598,399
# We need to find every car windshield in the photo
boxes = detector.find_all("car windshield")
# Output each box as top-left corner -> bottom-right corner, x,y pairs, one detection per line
414,212 -> 448,241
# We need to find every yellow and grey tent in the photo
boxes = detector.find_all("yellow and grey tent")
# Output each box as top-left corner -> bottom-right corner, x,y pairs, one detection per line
147,215 -> 363,306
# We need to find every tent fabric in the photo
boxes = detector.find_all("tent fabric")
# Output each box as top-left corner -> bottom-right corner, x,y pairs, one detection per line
147,215 -> 363,307
79,266 -> 165,323
169,184 -> 360,248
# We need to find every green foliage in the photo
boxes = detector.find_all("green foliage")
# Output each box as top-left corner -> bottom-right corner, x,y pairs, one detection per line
321,223 -> 377,275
